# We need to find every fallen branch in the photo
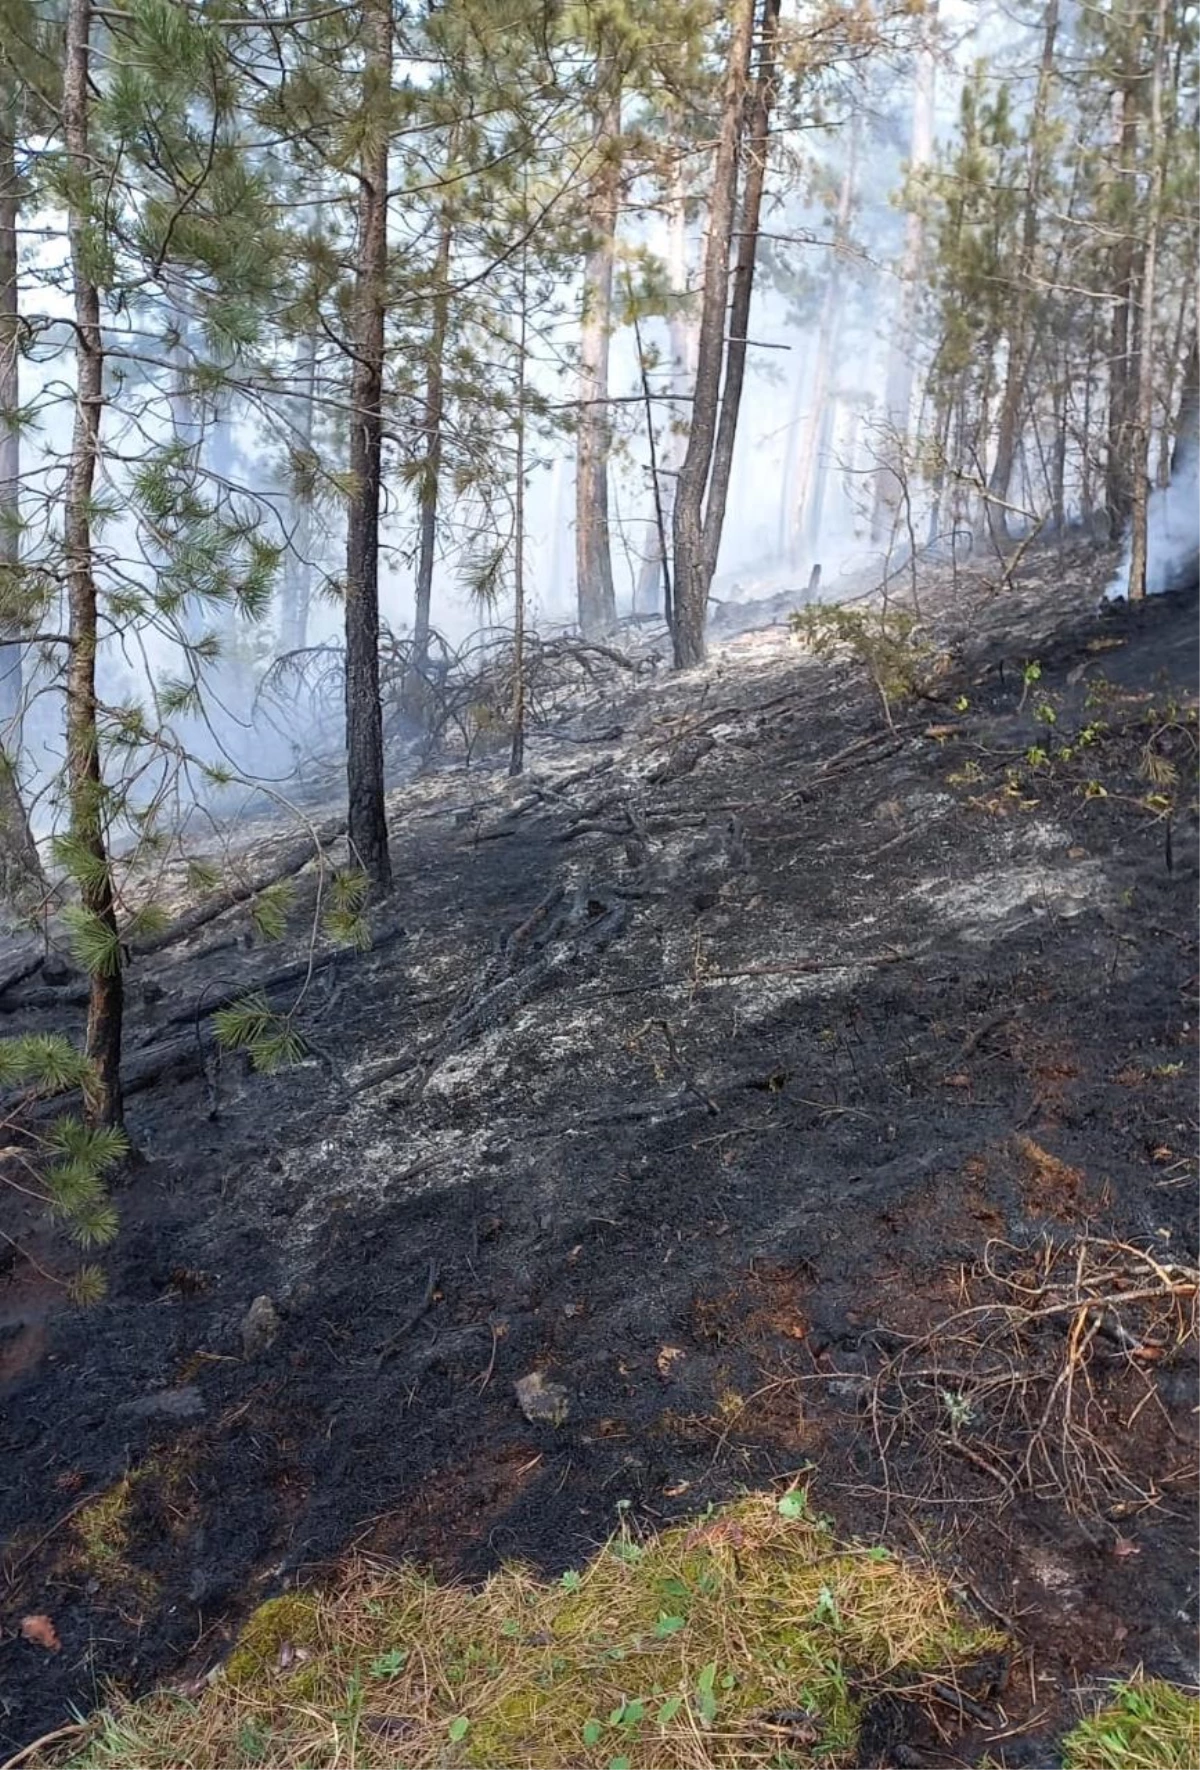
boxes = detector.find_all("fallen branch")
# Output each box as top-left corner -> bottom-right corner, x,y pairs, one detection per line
860,1235 -> 1200,1516
128,815 -> 348,957
376,1258 -> 440,1366
137,922 -> 406,1040
0,948 -> 45,999
700,951 -> 915,982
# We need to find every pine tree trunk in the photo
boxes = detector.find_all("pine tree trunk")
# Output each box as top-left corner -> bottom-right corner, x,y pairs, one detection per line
510,242 -> 529,778
575,75 -> 620,639
635,150 -> 694,616
672,0 -> 779,667
409,201 -> 453,691
0,110 -> 44,911
64,0 -> 122,1125
1126,0 -> 1169,601
987,0 -> 1059,536
1051,373 -> 1067,530
700,0 -> 780,574
1170,329 -> 1198,477
1106,26 -> 1140,539
1156,281 -> 1191,488
871,4 -> 937,545
344,0 -> 392,894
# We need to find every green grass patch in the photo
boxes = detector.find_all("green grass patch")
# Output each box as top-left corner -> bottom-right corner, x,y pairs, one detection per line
60,1492 -> 1003,1769
1063,1677 -> 1200,1770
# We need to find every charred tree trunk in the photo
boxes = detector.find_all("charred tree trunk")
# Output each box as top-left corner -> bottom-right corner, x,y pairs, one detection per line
635,149 -> 695,617
0,111 -> 43,910
672,0 -> 780,667
987,0 -> 1059,536
64,0 -> 122,1124
670,0 -> 755,667
575,74 -> 621,640
510,240 -> 529,779
1106,30 -> 1140,539
344,0 -> 392,894
1126,0 -> 1169,601
1170,328 -> 1198,477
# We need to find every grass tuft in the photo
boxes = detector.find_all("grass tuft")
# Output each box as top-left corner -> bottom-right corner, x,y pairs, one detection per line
1062,1677 -> 1200,1770
60,1492 -> 1003,1769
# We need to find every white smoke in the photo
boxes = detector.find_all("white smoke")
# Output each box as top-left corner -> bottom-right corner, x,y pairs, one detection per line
1106,444 -> 1200,600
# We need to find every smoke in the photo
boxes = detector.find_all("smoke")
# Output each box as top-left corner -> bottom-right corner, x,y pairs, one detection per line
1105,444 -> 1200,601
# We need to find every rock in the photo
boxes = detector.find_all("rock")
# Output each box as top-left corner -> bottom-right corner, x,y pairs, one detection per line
241,1295 -> 281,1359
515,1370 -> 570,1427
118,1386 -> 205,1421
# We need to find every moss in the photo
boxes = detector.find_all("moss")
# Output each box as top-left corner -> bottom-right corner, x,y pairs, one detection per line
74,1478 -> 135,1578
72,1475 -> 156,1603
66,1494 -> 1005,1769
71,1453 -> 199,1603
224,1594 -> 324,1689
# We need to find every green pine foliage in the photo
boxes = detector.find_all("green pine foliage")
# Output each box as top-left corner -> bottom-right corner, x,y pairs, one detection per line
0,1037 -> 126,1302
212,993 -> 308,1075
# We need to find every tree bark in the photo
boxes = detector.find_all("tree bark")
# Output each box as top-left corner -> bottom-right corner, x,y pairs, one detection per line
574,72 -> 620,639
635,148 -> 695,616
672,0 -> 779,667
699,0 -> 781,577
64,0 -> 122,1125
344,0 -> 392,893
1106,19 -> 1140,539
1170,328 -> 1198,477
408,186 -> 453,694
0,110 -> 44,910
509,238 -> 529,778
871,4 -> 938,545
986,0 -> 1059,537
1126,0 -> 1169,600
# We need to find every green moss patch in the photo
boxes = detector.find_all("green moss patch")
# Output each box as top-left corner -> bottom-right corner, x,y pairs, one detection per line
62,1492 -> 1003,1769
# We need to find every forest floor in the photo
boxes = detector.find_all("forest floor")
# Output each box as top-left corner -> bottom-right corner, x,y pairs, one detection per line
1,546 -> 1197,1766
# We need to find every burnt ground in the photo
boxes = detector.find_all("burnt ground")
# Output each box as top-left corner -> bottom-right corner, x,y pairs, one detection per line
1,551 -> 1198,1764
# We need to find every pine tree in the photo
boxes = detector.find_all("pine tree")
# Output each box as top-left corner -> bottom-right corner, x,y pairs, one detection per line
0,0 -> 55,908
343,0 -> 393,894
672,0 -> 780,667
1126,0 -> 1171,598
986,0 -> 1060,537
574,35 -> 623,640
61,0 -> 122,1124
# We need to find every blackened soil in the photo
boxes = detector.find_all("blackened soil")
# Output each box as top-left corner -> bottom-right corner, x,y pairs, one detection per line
2,557 -> 1197,1762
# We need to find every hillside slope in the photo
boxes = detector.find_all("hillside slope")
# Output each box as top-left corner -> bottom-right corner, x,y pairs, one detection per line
2,556 -> 1197,1764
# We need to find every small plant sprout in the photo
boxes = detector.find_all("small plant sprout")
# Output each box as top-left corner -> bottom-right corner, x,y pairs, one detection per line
940,1388 -> 975,1434
1018,658 -> 1042,710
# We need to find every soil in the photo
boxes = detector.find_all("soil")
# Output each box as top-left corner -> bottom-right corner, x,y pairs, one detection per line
2,548 -> 1197,1765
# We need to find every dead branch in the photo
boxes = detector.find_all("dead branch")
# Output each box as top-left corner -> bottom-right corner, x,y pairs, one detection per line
129,816 -> 348,957
858,1235 -> 1200,1517
136,922 -> 407,1038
